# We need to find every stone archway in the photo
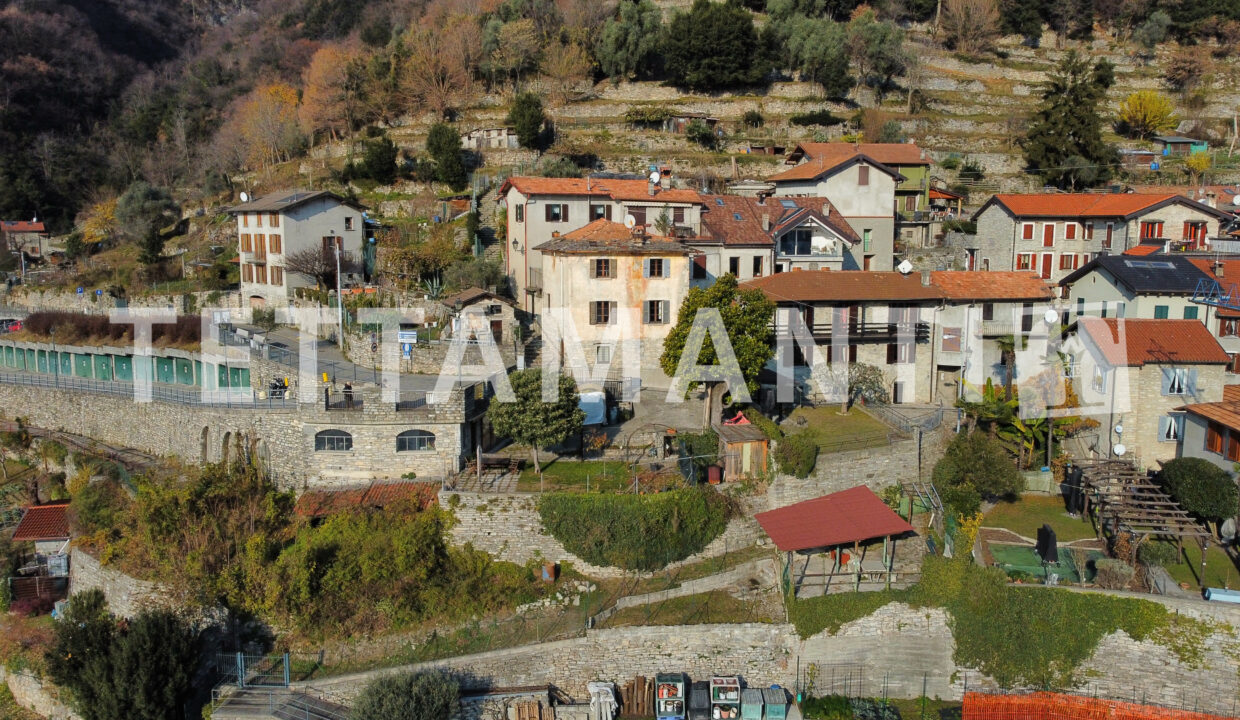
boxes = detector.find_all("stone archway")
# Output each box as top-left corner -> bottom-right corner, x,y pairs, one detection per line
221,431 -> 232,465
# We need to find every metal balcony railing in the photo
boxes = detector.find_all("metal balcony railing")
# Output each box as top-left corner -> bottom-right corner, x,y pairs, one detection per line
773,321 -> 931,344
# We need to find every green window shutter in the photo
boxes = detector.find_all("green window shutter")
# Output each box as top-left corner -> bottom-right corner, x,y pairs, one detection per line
1154,305 -> 1169,319
1184,306 -> 1199,320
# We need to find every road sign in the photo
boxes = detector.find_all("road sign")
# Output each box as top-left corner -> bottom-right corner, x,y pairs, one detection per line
95,289 -> 103,296
76,287 -> 84,295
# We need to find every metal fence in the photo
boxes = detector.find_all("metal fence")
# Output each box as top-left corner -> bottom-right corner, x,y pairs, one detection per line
0,370 -> 294,409
865,402 -> 945,434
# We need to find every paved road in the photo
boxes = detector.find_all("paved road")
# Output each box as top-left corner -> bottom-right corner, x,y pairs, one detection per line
261,327 -> 444,392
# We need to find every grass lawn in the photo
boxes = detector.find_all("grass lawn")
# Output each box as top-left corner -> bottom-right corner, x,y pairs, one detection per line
516,458 -> 633,493
983,494 -> 1098,542
784,406 -> 892,454
599,590 -> 776,628
1153,541 -> 1240,590
887,697 -> 962,720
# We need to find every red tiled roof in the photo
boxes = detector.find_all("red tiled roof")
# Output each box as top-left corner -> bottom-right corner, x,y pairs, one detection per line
11,503 -> 70,542
1187,258 -> 1240,284
500,177 -> 703,204
754,486 -> 915,552
1122,244 -> 1162,256
1225,385 -> 1240,402
928,188 -> 964,200
1128,184 -> 1240,207
534,219 -> 697,255
1181,400 -> 1240,432
294,481 -> 439,518
741,270 -> 946,303
930,271 -> 1054,302
1077,318 -> 1229,367
700,196 -> 860,247
1,221 -> 46,233
985,193 -> 1186,218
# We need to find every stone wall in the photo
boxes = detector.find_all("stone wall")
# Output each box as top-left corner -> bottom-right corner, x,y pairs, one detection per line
441,490 -> 764,579
0,380 -> 468,488
0,666 -> 80,720
69,548 -> 175,619
2,288 -> 242,315
765,437 -> 920,510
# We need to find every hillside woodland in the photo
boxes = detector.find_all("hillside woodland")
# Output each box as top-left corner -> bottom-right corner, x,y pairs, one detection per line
2,0 -> 1240,293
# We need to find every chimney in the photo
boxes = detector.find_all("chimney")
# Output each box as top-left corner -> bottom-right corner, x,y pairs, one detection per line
822,201 -> 832,216
761,213 -> 770,232
1215,261 -> 1225,278
648,181 -> 656,197
660,167 -> 671,189
920,269 -> 931,286
756,193 -> 766,206
552,231 -> 560,238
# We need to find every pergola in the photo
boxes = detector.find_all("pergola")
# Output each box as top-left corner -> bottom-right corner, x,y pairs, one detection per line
1073,458 -> 1213,584
755,486 -> 917,596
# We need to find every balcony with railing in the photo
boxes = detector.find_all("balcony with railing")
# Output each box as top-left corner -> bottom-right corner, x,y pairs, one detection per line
774,321 -> 931,344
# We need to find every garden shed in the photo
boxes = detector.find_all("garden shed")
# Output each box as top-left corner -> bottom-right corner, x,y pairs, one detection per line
715,417 -> 767,481
755,486 -> 916,596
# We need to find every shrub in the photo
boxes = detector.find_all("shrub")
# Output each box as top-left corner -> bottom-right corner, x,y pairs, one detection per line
942,219 -> 976,234
790,110 -> 844,127
940,156 -> 962,170
931,431 -> 1022,517
802,695 -> 853,720
1157,457 -> 1238,522
10,595 -> 55,617
850,698 -> 900,720
350,670 -> 459,720
742,109 -> 764,128
742,409 -> 783,439
1093,558 -> 1135,590
1137,541 -> 1178,568
538,488 -> 731,571
69,479 -> 129,536
679,429 -> 719,471
686,120 -> 719,150
775,431 -> 818,479
959,158 -> 985,182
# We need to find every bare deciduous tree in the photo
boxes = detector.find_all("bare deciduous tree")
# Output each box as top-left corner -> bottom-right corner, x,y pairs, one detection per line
539,41 -> 593,107
283,246 -> 361,290
402,18 -> 483,118
939,0 -> 1001,55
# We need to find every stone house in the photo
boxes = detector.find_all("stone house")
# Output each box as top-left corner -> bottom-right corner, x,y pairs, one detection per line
694,195 -> 862,285
771,142 -> 933,251
1071,317 -> 1228,468
1060,254 -> 1240,377
968,193 -> 1230,283
227,190 -> 369,308
534,219 -> 698,389
741,270 -> 942,405
1,219 -> 49,261
461,127 -> 520,150
929,271 -> 1057,403
1177,385 -> 1240,476
441,287 -> 517,346
500,176 -> 704,315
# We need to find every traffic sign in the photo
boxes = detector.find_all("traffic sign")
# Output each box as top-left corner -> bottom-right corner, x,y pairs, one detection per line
76,287 -> 84,295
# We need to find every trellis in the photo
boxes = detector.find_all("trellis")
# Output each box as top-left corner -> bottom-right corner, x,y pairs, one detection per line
1074,459 -> 1213,584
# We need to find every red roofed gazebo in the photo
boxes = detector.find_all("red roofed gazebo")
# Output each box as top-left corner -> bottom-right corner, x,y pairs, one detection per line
755,487 -> 916,596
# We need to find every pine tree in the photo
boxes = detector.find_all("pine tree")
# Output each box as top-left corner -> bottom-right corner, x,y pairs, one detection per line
1022,52 -> 1118,190
426,123 -> 467,191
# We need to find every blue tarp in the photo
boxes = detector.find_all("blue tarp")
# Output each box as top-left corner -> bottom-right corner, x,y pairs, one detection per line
579,391 -> 606,426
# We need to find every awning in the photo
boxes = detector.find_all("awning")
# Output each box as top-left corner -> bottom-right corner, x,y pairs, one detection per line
754,486 -> 914,552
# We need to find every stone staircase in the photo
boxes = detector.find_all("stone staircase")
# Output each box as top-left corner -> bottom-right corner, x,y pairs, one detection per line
476,185 -> 505,263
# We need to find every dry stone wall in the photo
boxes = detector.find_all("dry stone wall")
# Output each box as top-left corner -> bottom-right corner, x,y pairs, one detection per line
69,549 -> 174,619
766,438 -> 920,510
0,666 -> 80,720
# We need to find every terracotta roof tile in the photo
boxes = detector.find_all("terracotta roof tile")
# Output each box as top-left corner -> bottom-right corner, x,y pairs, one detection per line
754,486 -> 915,552
930,271 -> 1054,301
11,503 -> 70,542
1,221 -> 47,233
441,287 -> 513,308
1187,258 -> 1240,284
791,142 -> 930,166
294,481 -> 439,518
741,271 -> 947,303
1077,318 -> 1229,367
700,196 -> 859,247
985,193 -> 1203,219
768,152 -> 902,183
1122,244 -> 1163,256
534,219 -> 698,255
1181,400 -> 1240,432
928,188 -> 964,200
500,177 -> 703,204
1225,385 -> 1240,402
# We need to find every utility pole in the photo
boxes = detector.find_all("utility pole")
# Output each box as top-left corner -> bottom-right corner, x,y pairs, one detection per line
332,235 -> 344,347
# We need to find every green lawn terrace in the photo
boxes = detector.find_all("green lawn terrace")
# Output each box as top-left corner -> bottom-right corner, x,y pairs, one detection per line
780,406 -> 895,455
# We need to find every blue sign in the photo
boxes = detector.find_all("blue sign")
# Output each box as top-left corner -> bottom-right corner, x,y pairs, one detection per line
95,289 -> 103,296
76,287 -> 84,295
1151,161 -> 1160,171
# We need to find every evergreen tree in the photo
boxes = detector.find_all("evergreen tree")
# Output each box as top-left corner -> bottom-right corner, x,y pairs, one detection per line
776,15 -> 855,99
659,274 -> 775,395
506,92 -> 549,150
426,123 -> 467,190
488,369 -> 585,473
1022,52 -> 1118,190
663,0 -> 770,90
597,0 -> 664,81
359,135 -> 398,185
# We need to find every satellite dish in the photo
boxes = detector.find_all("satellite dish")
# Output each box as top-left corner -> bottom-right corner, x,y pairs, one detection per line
1223,518 -> 1237,541
649,170 -> 661,184
1113,443 -> 1127,456
896,259 -> 914,275
1114,424 -> 1123,435
623,214 -> 637,230
239,192 -> 250,203
1044,309 -> 1059,325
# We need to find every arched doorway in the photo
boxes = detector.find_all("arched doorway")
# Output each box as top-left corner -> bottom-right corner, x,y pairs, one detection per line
221,431 -> 232,465
249,296 -> 266,308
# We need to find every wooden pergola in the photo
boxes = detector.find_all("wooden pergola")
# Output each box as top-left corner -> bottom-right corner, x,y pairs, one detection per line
1074,459 -> 1213,585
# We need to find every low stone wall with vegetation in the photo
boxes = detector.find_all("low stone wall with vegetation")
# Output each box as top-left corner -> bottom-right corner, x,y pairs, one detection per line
766,437 -> 920,509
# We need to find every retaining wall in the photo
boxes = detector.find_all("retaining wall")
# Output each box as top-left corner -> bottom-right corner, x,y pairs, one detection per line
0,666 -> 79,720
766,437 -> 921,510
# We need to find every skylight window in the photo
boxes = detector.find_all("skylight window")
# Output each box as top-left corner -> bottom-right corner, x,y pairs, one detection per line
733,213 -> 743,220
715,198 -> 725,206
1124,260 -> 1176,269
780,199 -> 797,208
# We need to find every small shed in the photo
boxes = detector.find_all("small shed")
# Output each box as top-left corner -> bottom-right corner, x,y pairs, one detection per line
462,127 -> 520,150
442,287 -> 517,345
1153,135 -> 1208,156
663,113 -> 719,135
715,418 -> 768,481
11,502 -> 70,555
755,486 -> 916,596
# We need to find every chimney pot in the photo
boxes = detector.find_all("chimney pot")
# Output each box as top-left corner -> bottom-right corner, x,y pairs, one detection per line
552,231 -> 560,238
1215,262 -> 1225,278
920,269 -> 931,286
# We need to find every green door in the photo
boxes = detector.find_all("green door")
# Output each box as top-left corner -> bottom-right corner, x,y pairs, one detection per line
59,353 -> 72,376
175,358 -> 194,385
94,355 -> 113,381
113,356 -> 134,381
74,354 -> 93,378
36,351 -> 47,373
155,358 -> 174,384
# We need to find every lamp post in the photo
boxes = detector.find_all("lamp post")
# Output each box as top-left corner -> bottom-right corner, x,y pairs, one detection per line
330,232 -> 344,347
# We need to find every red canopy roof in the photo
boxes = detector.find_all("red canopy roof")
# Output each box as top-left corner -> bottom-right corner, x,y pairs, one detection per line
754,486 -> 915,552
11,503 -> 70,542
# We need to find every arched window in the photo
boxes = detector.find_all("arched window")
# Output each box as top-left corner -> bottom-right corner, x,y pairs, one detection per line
315,429 -> 352,452
396,429 -> 435,452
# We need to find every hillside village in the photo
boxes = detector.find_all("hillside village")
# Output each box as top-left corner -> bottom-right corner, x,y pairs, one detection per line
7,0 -> 1240,719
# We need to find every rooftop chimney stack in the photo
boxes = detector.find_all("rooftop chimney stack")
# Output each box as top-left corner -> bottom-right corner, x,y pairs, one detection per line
660,168 -> 671,189
1215,261 -> 1226,278
648,181 -> 656,197
761,213 -> 770,231
822,201 -> 831,216
920,269 -> 931,286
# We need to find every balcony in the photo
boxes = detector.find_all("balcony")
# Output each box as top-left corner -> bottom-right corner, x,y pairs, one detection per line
774,321 -> 931,344
241,250 -> 267,263
526,268 -> 543,295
